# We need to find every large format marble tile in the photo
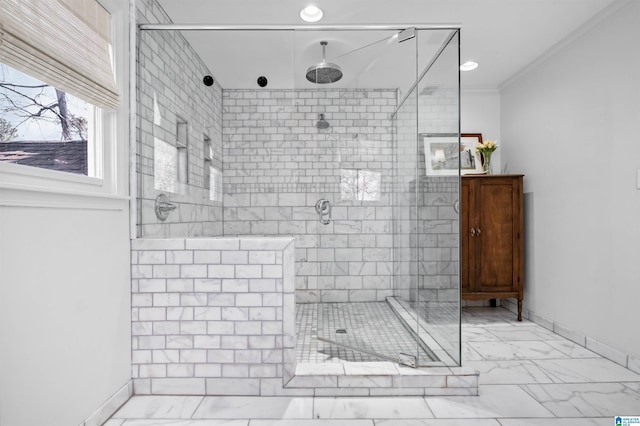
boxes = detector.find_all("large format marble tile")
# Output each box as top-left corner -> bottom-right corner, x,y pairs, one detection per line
313,397 -> 433,419
375,420 -> 500,426
462,344 -> 485,362
249,421 -> 373,426
461,327 -> 501,342
464,360 -> 554,385
543,339 -> 600,359
466,341 -> 568,361
119,421 -> 248,426
484,327 -> 563,342
522,382 -> 640,417
532,358 -> 640,383
192,397 -> 313,419
624,382 -> 640,393
497,419 -> 610,426
425,385 -> 554,418
112,396 -> 203,419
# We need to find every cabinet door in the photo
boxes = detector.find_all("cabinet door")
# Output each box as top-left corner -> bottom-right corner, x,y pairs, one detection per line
475,178 -> 520,292
460,179 -> 472,292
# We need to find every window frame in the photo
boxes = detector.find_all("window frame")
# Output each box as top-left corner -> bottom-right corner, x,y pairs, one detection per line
0,0 -> 129,204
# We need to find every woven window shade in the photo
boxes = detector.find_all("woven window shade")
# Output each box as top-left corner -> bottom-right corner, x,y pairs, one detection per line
0,0 -> 120,110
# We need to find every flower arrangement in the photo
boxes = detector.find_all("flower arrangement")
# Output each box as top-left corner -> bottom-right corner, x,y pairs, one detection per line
475,140 -> 498,174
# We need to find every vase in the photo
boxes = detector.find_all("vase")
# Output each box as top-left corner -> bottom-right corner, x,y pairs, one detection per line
482,151 -> 493,174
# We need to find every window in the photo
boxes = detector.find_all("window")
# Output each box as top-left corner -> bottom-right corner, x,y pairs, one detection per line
0,0 -> 127,201
0,64 -> 98,177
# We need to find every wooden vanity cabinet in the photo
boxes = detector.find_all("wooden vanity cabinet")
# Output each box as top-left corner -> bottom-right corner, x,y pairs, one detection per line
461,174 -> 524,320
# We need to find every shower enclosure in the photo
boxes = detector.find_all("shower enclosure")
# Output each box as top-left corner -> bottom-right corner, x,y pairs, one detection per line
136,25 -> 461,368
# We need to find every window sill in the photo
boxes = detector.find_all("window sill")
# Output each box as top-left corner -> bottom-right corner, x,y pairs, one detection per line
0,163 -> 130,210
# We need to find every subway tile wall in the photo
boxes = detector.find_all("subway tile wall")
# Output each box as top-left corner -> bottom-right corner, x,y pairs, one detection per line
136,0 -> 223,238
222,89 -> 397,303
221,88 -> 459,305
131,237 -> 296,395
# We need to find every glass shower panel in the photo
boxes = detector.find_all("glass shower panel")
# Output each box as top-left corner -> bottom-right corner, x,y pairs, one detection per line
296,28 -> 438,364
136,29 -> 295,238
416,29 -> 461,365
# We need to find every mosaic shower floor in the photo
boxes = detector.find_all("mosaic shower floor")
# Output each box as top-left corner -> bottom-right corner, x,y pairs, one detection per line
295,301 -> 436,364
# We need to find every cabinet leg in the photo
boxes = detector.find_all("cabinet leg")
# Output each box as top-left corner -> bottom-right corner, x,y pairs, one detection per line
517,298 -> 523,321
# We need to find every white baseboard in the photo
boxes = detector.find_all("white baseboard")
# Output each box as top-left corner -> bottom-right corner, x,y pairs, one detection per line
500,299 -> 640,375
78,380 -> 133,426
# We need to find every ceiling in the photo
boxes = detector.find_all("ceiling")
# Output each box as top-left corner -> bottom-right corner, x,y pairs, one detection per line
155,0 -> 618,91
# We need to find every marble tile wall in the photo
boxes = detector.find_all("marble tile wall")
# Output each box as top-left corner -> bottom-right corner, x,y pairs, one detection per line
136,0 -> 224,238
131,237 -> 296,395
222,89 -> 397,303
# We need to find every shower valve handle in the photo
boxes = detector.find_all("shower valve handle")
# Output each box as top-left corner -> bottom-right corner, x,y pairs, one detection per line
315,199 -> 331,225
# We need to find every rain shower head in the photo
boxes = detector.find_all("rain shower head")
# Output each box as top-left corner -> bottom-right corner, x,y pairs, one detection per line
306,41 -> 343,84
316,113 -> 330,129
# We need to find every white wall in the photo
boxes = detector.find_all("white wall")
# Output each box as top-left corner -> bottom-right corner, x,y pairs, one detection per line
0,200 -> 131,426
461,89 -> 501,171
501,0 -> 640,359
0,0 -> 133,423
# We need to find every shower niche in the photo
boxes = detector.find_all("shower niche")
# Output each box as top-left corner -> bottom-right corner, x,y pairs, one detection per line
136,22 -> 469,396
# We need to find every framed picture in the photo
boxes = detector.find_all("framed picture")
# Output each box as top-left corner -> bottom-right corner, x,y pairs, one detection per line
423,133 -> 484,176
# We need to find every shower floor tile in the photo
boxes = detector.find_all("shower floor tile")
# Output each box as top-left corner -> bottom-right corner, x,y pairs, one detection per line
295,301 -> 435,364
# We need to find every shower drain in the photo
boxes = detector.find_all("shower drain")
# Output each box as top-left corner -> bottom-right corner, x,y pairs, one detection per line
335,328 -> 347,334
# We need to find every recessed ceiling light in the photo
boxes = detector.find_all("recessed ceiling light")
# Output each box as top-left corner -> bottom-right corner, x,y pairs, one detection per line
300,5 -> 323,23
460,61 -> 479,71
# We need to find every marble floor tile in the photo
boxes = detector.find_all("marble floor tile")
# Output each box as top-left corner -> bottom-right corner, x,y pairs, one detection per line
467,341 -> 568,361
623,382 -> 640,393
522,382 -> 640,417
425,385 -> 554,418
462,344 -> 485,362
532,358 -> 640,383
119,421 -> 248,426
313,397 -> 433,419
461,327 -> 501,342
192,397 -> 313,419
112,396 -> 203,419
496,419 -> 610,426
105,307 -> 639,426
464,360 -> 554,385
543,339 -> 600,359
485,327 -> 563,342
375,420 -> 501,425
249,421 -> 373,426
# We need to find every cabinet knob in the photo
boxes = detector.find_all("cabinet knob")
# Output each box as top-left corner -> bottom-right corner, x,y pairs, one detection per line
470,228 -> 476,237
476,228 -> 482,236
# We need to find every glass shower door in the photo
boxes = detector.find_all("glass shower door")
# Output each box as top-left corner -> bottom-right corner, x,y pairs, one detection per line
295,27 -> 420,364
